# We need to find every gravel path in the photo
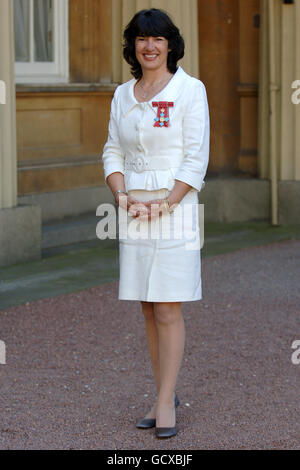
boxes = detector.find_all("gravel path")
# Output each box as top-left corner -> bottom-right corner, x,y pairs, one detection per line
0,240 -> 299,449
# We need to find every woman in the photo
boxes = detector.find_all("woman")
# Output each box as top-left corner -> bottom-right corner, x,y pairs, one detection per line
102,8 -> 210,438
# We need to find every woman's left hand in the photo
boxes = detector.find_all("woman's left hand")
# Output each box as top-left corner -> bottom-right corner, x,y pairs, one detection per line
142,199 -> 168,220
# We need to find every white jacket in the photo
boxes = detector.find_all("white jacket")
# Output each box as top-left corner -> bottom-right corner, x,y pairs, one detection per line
101,65 -> 210,193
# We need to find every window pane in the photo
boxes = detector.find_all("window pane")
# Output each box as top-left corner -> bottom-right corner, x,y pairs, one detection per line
34,0 -> 53,62
14,0 -> 30,62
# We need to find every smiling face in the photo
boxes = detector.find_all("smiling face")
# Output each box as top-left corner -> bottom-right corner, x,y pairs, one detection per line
135,35 -> 171,73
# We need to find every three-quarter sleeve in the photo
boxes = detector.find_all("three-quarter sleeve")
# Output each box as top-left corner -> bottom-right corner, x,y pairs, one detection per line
101,86 -> 125,184
174,80 -> 210,192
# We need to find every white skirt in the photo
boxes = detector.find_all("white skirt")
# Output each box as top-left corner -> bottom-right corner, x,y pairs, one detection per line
118,188 -> 202,302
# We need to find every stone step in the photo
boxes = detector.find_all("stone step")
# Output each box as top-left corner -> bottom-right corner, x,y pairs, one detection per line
42,212 -> 101,249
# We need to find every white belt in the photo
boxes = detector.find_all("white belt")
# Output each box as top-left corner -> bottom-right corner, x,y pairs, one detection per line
125,156 -> 182,173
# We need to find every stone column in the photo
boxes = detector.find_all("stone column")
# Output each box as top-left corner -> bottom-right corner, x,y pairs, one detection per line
258,0 -> 300,224
0,0 -> 41,267
0,0 -> 17,209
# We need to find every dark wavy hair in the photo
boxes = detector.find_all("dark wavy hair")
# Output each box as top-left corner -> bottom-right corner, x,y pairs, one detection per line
123,8 -> 185,80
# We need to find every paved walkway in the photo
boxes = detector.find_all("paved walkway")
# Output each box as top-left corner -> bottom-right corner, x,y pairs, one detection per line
0,237 -> 299,449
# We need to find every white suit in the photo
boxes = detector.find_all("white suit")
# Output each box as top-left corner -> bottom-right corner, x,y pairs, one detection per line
101,66 -> 210,302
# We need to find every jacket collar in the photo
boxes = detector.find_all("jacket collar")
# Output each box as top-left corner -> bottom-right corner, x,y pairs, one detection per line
120,65 -> 187,117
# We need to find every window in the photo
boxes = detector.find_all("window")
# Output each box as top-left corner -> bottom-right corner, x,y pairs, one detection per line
14,0 -> 69,83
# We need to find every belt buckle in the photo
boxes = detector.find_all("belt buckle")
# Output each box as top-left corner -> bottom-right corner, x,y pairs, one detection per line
131,156 -> 145,173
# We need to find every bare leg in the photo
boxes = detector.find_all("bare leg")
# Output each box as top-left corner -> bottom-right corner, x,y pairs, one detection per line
154,302 -> 185,427
140,301 -> 160,419
141,301 -> 160,392
140,301 -> 179,420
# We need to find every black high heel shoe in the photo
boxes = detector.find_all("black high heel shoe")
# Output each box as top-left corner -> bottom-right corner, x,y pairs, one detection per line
155,400 -> 178,438
136,393 -> 180,429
